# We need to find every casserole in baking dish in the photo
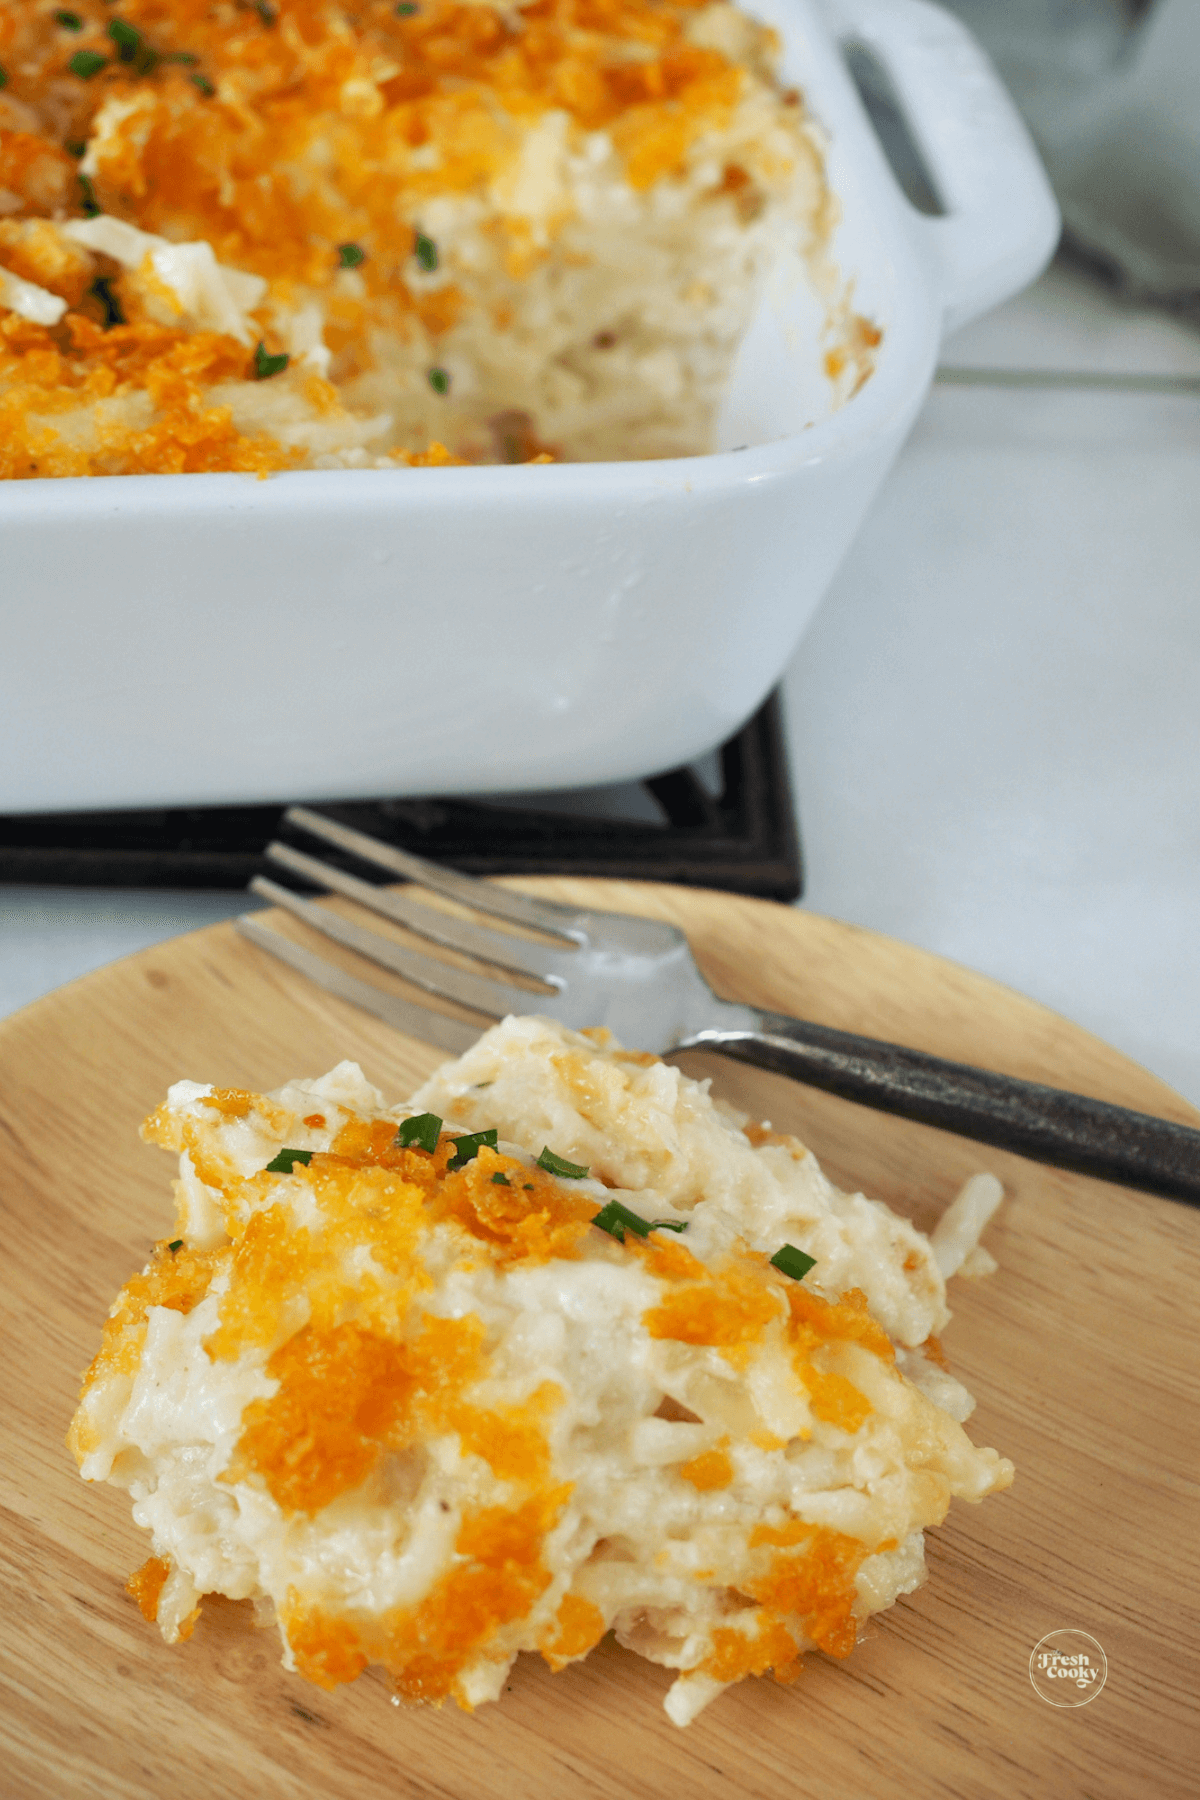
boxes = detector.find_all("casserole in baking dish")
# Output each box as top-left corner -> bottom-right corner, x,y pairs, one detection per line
0,0 -> 1057,812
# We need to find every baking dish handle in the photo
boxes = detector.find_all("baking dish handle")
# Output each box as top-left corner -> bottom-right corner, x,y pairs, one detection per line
825,0 -> 1061,334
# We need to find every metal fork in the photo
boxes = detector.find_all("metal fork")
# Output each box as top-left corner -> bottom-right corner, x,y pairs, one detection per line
237,806 -> 1200,1207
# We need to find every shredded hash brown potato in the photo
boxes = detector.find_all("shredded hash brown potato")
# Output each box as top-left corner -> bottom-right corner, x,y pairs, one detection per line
68,1017 -> 1010,1725
0,0 -> 850,476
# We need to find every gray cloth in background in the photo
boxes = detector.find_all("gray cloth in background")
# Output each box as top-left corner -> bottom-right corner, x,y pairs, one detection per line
937,0 -> 1200,314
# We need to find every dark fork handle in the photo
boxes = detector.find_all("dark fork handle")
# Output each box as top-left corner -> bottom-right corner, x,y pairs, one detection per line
684,1014 -> 1200,1207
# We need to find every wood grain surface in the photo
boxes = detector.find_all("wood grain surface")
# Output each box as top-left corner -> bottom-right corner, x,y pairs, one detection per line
1,879 -> 1197,1800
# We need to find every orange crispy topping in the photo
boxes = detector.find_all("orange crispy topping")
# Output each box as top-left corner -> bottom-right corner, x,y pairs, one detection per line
0,218 -> 93,305
437,1150 -> 597,1266
0,312 -> 308,481
321,1121 -> 597,1263
633,1234 -> 708,1282
285,1604 -> 370,1691
702,1614 -> 800,1684
225,1312 -> 487,1515
125,1555 -> 170,1623
67,1237 -> 226,1448
0,0 -> 785,475
640,1246 -> 780,1350
786,1283 -> 895,1364
407,440 -> 466,466
796,1366 -> 872,1433
283,1484 -> 572,1700
642,1277 -> 776,1349
201,1202 -> 320,1358
539,1591 -> 607,1670
677,1441 -> 733,1491
0,255 -> 467,480
742,1120 -> 803,1150
638,1240 -> 896,1425
2,0 -> 753,288
386,1485 -> 572,1704
742,1522 -> 868,1659
329,1114 -> 436,1164
777,1285 -> 891,1435
200,1088 -> 291,1123
0,131 -> 74,217
454,1381 -> 563,1485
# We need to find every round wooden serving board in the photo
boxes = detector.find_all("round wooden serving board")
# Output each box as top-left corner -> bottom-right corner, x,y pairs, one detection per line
1,879 -> 1197,1800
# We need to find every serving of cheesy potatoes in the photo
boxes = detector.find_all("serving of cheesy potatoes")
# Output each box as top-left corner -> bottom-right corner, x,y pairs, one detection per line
0,0 -> 855,477
68,1016 -> 1011,1726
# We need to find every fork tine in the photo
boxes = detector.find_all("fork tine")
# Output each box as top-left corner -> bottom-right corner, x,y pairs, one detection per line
264,840 -> 562,981
236,916 -> 480,1054
249,877 -> 544,1019
284,806 -> 583,941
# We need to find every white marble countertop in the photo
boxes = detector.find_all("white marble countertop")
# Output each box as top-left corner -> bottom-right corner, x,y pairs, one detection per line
3,257 -> 1198,1108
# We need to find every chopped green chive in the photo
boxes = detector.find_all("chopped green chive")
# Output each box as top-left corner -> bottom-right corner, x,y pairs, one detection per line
446,1128 -> 499,1171
90,275 -> 124,327
394,1111 -> 442,1154
770,1243 -> 816,1282
591,1202 -> 639,1241
591,1200 -> 686,1242
55,10 -> 85,30
265,1147 -> 313,1174
167,1239 -> 183,1253
337,242 -> 365,268
78,172 -> 100,217
427,366 -> 450,395
395,2 -> 419,13
536,1147 -> 590,1180
413,231 -> 437,272
256,1 -> 277,22
253,341 -> 289,379
490,1172 -> 511,1186
66,139 -> 87,158
0,68 -> 7,93
523,1183 -> 534,1191
162,50 -> 199,65
69,49 -> 108,78
190,71 -> 216,96
107,19 -> 142,57
106,18 -> 158,71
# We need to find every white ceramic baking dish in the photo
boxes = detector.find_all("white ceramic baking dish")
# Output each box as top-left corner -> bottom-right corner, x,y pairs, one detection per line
0,0 -> 1057,815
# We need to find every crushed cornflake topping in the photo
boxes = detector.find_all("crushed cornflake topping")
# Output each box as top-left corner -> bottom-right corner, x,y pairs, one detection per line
0,0 -> 855,476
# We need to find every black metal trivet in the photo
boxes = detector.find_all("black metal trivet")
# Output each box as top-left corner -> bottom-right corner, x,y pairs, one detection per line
0,691 -> 801,900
